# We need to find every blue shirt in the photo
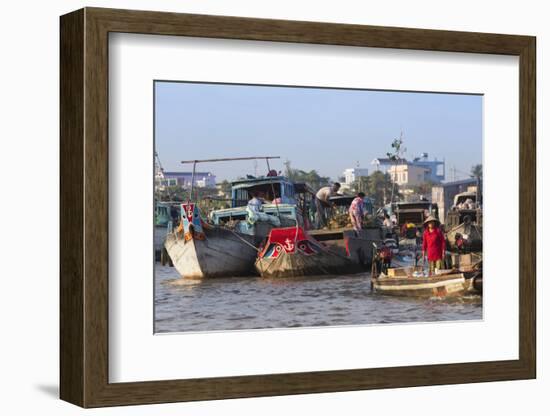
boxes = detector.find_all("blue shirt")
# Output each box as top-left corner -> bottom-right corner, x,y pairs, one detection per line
247,197 -> 263,213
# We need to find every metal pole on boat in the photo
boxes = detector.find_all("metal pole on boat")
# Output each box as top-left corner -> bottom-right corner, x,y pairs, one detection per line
265,157 -> 281,219
180,155 -> 281,216
181,156 -> 280,164
189,160 -> 197,203
181,156 -> 281,203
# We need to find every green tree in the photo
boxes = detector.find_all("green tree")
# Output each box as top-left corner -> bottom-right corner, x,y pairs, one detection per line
351,175 -> 371,193
219,179 -> 232,196
284,160 -> 330,190
368,171 -> 395,207
470,164 -> 483,180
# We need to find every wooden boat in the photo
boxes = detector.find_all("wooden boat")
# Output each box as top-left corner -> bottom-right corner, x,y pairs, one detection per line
450,253 -> 483,294
255,226 -> 362,278
154,225 -> 167,253
309,227 -> 383,267
446,220 -> 482,252
164,203 -> 259,279
154,201 -> 176,253
164,155 -> 311,278
445,192 -> 483,251
308,193 -> 385,268
371,267 -> 477,297
463,270 -> 482,293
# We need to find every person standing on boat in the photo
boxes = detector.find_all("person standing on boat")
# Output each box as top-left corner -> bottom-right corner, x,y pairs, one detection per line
315,182 -> 341,228
247,191 -> 263,213
349,192 -> 366,234
247,191 -> 281,227
421,215 -> 446,276
246,191 -> 264,226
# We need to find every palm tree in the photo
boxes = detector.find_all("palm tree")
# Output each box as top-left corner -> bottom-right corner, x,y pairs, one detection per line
470,164 -> 483,179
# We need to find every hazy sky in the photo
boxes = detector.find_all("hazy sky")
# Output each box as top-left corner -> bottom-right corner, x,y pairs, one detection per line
155,81 -> 482,182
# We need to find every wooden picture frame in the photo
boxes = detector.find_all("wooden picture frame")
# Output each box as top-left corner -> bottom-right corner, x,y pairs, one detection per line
60,7 -> 536,408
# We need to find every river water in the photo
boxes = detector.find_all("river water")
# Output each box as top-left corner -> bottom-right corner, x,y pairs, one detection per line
154,263 -> 482,333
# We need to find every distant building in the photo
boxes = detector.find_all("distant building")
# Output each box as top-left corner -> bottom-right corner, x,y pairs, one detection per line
342,167 -> 369,187
372,153 -> 445,183
410,153 -> 445,183
371,157 -> 407,173
431,178 -> 479,219
389,163 -> 430,187
155,177 -> 177,191
161,171 -> 217,189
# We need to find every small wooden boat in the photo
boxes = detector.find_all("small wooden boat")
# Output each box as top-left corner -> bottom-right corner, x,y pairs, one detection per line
463,270 -> 482,293
449,252 -> 483,294
255,227 -> 361,278
371,267 -> 476,297
154,201 -> 176,253
446,219 -> 482,252
309,227 -> 384,267
164,203 -> 259,279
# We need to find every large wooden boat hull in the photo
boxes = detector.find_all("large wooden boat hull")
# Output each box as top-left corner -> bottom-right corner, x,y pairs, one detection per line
371,272 -> 475,297
164,228 -> 258,279
255,248 -> 361,278
309,227 -> 382,267
255,226 -> 363,278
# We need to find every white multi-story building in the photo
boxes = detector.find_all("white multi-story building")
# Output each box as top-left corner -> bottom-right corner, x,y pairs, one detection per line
342,167 -> 369,186
372,153 -> 445,183
158,171 -> 217,189
388,163 -> 429,187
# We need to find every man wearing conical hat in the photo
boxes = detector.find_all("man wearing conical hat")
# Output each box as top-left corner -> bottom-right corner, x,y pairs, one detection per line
421,215 -> 446,276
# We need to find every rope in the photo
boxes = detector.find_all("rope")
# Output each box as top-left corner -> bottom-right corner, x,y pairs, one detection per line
225,228 -> 261,252
201,239 -> 259,261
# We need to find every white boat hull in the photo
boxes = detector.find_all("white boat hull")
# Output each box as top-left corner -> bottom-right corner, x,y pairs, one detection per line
164,228 -> 258,279
371,272 -> 472,297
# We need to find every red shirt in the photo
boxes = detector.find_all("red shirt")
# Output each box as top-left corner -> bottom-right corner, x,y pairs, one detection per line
422,228 -> 445,261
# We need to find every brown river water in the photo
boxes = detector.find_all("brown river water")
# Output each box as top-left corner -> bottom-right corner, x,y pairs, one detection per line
154,263 -> 482,333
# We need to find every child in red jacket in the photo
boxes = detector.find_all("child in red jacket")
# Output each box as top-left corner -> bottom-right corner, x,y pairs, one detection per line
421,215 -> 446,276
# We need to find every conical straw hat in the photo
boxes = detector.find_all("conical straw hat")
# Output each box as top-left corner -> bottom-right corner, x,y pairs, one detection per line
423,215 -> 439,225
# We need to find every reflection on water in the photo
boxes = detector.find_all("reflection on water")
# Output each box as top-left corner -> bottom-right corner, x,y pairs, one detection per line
154,263 -> 482,333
